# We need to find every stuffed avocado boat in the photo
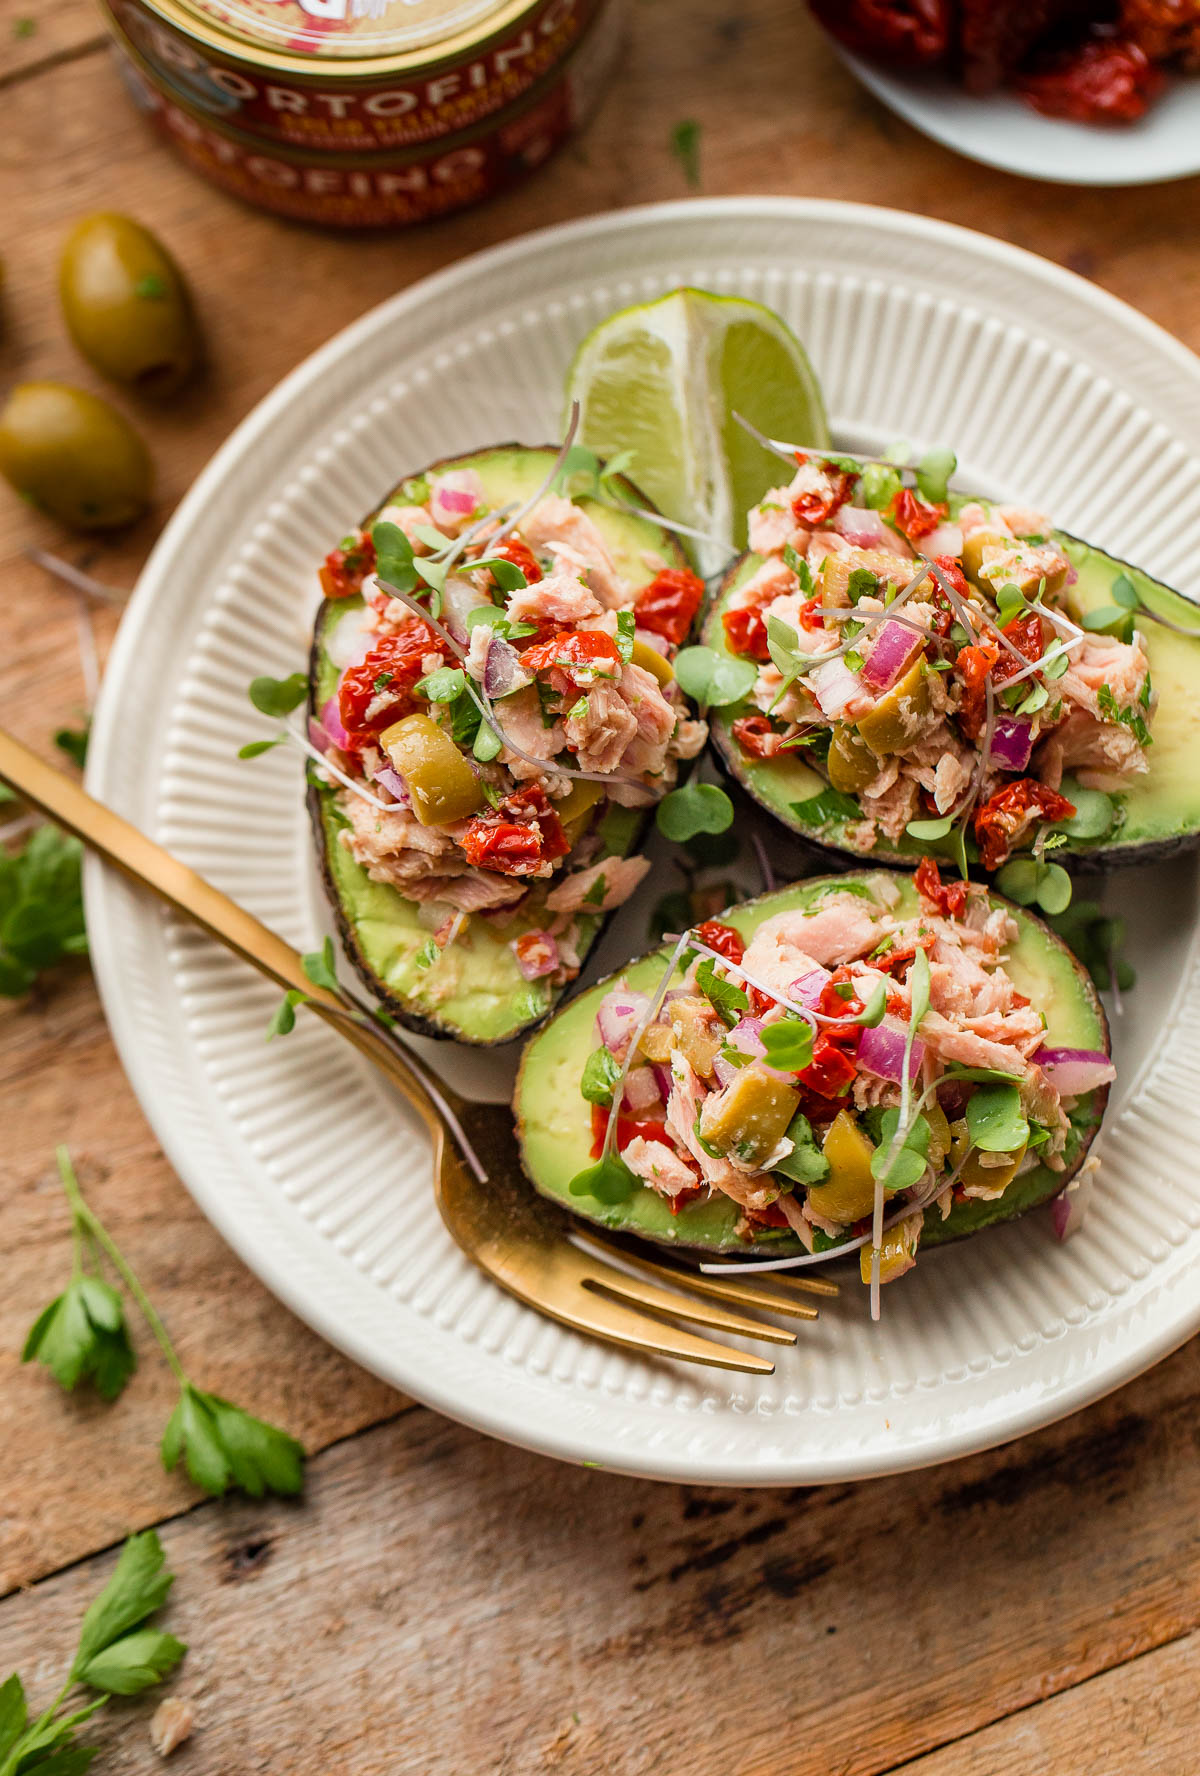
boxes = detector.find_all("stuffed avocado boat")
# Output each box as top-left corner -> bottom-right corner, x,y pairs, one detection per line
516,867 -> 1112,1309
308,444 -> 708,1044
704,447 -> 1200,872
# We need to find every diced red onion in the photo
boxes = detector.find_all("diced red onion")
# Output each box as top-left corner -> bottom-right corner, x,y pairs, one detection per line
596,989 -> 651,1053
513,930 -> 558,981
1034,1048 -> 1115,1096
790,967 -> 831,1008
430,471 -> 483,529
442,574 -> 483,644
621,1066 -> 661,1114
711,1016 -> 766,1086
832,505 -> 887,548
370,766 -> 410,804
925,522 -> 963,558
651,1061 -> 674,1103
308,717 -> 331,755
1051,1174 -> 1094,1241
483,634 -> 531,700
320,696 -> 350,750
860,619 -> 921,692
858,1018 -> 924,1083
812,655 -> 864,718
324,607 -> 374,670
989,713 -> 1034,773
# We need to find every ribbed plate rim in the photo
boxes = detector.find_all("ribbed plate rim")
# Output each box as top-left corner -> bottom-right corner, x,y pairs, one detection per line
84,197 -> 1200,1485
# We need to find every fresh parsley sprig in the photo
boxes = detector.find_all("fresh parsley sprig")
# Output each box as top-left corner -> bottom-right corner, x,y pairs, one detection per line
0,824 -> 89,997
669,117 -> 702,188
0,1530 -> 184,1776
54,718 -> 91,770
24,1151 -> 305,1502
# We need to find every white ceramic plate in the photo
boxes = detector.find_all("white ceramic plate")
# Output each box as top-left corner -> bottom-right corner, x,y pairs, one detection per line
842,52 -> 1200,186
86,198 -> 1200,1485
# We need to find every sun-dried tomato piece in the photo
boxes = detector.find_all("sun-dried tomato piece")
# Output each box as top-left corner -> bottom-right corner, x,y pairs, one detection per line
956,639 -> 1001,742
320,532 -> 376,600
993,609 -> 1045,687
337,619 -> 439,748
722,605 -> 772,662
490,537 -> 542,586
797,1033 -> 859,1099
1015,30 -> 1165,122
732,714 -> 785,759
914,857 -> 968,920
807,0 -> 952,65
889,487 -> 948,543
692,920 -> 746,964
634,567 -> 706,646
960,0 -> 1094,93
459,783 -> 569,876
791,456 -> 857,528
973,778 -> 1077,871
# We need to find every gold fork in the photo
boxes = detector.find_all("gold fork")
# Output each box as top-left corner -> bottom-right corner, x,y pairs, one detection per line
0,727 -> 835,1376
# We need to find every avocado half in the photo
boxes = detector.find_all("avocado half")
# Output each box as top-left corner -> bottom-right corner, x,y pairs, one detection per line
704,494 -> 1200,874
514,872 -> 1110,1258
308,443 -> 690,1046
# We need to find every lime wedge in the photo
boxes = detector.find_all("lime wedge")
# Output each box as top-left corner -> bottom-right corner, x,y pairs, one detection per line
564,288 -> 829,557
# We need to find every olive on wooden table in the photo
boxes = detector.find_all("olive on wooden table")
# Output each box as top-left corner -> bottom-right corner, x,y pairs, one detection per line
0,381 -> 153,529
60,213 -> 198,396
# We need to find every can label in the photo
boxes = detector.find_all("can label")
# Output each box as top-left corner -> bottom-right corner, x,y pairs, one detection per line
106,0 -> 600,150
113,1 -> 618,226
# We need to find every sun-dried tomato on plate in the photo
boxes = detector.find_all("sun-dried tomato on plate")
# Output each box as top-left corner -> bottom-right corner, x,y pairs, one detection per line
1014,30 -> 1167,120
807,0 -> 953,65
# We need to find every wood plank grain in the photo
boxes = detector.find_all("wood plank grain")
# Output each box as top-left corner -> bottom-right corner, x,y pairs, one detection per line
0,971 -> 408,1597
4,4 -> 1200,1765
0,0 -> 105,91
898,1632 -> 1200,1774
3,1347 -> 1200,1776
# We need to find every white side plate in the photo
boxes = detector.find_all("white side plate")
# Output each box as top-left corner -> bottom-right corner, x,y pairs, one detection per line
843,52 -> 1200,186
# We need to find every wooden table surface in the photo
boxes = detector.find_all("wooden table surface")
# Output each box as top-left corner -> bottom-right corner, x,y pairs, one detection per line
4,1 -> 1200,1768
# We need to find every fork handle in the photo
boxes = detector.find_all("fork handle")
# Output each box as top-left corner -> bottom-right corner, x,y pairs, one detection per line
0,725 -> 448,1143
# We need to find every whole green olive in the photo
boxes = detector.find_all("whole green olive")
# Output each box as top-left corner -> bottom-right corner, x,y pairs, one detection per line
0,381 -> 153,529
60,213 -> 198,397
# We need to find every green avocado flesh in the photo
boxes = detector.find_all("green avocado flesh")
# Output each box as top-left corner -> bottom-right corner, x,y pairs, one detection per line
705,503 -> 1200,871
309,444 -> 685,1046
515,873 -> 1109,1257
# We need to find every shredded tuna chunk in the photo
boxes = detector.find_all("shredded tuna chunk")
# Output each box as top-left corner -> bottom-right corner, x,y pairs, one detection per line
407,872 -> 528,911
338,792 -> 463,887
748,490 -> 810,556
497,684 -> 568,783
564,681 -> 638,774
520,494 -> 628,608
544,855 -> 651,914
622,1136 -> 697,1196
506,562 -> 602,625
744,895 -> 884,977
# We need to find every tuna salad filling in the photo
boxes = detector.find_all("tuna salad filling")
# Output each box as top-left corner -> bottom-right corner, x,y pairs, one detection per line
723,450 -> 1157,865
310,463 -> 707,987
581,866 -> 1114,1309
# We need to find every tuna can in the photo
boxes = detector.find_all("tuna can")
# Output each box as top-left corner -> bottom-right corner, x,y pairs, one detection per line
100,0 -> 619,219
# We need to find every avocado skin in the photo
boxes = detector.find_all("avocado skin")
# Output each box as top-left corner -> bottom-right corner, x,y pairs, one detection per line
514,872 -> 1110,1261
308,443 -> 687,1046
703,518 -> 1200,876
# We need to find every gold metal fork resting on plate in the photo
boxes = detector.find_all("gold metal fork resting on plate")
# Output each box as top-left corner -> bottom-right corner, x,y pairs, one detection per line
0,727 -> 835,1376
